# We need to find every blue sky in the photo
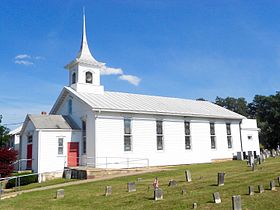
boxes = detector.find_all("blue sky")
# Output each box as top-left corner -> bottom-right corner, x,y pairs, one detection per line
1,0 -> 280,129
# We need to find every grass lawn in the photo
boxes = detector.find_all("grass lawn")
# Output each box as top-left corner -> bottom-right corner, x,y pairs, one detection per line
0,158 -> 280,210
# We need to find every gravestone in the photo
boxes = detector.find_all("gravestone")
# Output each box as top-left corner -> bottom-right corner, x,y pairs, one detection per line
193,202 -> 198,209
237,152 -> 242,160
270,180 -> 276,191
137,178 -> 143,182
232,195 -> 242,210
248,155 -> 254,167
56,189 -> 64,199
217,172 -> 225,186
168,179 -> 177,187
127,182 -> 136,192
185,170 -> 192,182
105,186 -> 112,196
258,185 -> 264,193
277,177 -> 280,186
258,156 -> 262,165
0,180 -> 3,199
182,187 -> 187,195
154,188 -> 163,200
248,186 -> 254,195
251,163 -> 256,171
64,169 -> 72,179
213,192 -> 221,203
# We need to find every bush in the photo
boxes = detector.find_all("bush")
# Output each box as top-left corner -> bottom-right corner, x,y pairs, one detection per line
5,174 -> 38,189
0,148 -> 17,177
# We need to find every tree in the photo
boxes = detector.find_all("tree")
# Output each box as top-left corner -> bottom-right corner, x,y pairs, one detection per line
248,93 -> 280,149
0,115 -> 10,147
0,148 -> 17,177
215,96 -> 249,117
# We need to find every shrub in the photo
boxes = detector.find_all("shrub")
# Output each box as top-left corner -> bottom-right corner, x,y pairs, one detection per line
5,174 -> 38,189
0,148 -> 18,177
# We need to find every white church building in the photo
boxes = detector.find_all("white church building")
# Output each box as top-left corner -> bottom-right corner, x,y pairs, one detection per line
20,14 -> 260,174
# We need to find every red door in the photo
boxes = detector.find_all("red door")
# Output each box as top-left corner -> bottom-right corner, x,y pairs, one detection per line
68,142 -> 79,167
27,144 -> 32,169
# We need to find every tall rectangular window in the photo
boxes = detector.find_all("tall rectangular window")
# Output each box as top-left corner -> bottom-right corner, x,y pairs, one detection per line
210,123 -> 216,149
82,121 -> 86,154
156,120 -> 163,150
124,119 -> 132,151
58,138 -> 64,155
226,123 -> 232,149
185,121 -> 191,150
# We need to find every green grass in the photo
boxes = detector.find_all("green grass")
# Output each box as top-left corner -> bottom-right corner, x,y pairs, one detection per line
1,158 -> 280,210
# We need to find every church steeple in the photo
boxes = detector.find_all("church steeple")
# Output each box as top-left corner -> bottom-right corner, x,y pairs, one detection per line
65,10 -> 104,94
75,10 -> 99,64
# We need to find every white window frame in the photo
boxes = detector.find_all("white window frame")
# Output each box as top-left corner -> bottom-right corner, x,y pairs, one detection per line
184,121 -> 191,150
124,119 -> 132,152
156,120 -> 164,151
226,123 -> 233,149
58,138 -> 64,155
210,123 -> 216,149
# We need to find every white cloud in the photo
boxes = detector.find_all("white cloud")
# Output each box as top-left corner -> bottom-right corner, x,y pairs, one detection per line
15,54 -> 31,59
100,67 -> 123,75
14,60 -> 34,66
119,74 -> 141,86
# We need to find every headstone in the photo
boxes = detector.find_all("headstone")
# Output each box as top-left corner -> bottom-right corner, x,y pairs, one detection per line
213,192 -> 221,203
185,170 -> 192,182
251,163 -> 256,171
258,156 -> 262,165
105,186 -> 112,196
217,172 -> 225,186
137,178 -> 143,182
237,152 -> 243,160
258,185 -> 264,193
270,180 -> 276,191
154,188 -> 163,200
56,189 -> 64,199
0,180 -> 3,199
248,155 -> 254,167
64,169 -> 72,179
127,182 -> 136,192
193,202 -> 198,209
277,177 -> 280,187
182,187 -> 187,195
232,195 -> 242,210
168,179 -> 177,187
248,186 -> 254,195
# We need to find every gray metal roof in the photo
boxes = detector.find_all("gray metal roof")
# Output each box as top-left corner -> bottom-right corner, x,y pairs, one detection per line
64,87 -> 245,120
28,114 -> 80,130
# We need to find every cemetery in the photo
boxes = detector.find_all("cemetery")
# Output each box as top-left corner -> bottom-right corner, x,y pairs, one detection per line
0,156 -> 279,209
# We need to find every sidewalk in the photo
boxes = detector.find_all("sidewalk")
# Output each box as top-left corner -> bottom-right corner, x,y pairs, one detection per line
1,167 -> 168,200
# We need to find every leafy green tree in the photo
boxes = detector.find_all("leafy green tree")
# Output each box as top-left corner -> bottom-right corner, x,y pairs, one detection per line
215,96 -> 249,117
248,93 -> 280,149
0,115 -> 10,147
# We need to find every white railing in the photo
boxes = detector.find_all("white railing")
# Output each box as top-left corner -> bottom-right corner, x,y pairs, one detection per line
12,159 -> 33,171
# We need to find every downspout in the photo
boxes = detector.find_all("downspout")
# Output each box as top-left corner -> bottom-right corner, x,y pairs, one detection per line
239,121 -> 244,157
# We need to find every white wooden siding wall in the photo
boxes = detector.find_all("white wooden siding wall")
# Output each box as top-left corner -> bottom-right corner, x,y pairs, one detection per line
95,114 -> 244,168
240,119 -> 260,155
37,130 -> 76,173
21,121 -> 37,171
54,94 -> 93,161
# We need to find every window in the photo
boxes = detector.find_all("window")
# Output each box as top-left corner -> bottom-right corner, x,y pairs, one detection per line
72,72 -> 76,84
226,123 -> 232,149
210,123 -> 216,149
185,121 -> 191,150
68,99 -> 72,115
82,121 -> 86,154
85,72 -> 93,84
124,119 -> 132,151
156,120 -> 163,150
27,135 -> 32,143
58,138 -> 64,155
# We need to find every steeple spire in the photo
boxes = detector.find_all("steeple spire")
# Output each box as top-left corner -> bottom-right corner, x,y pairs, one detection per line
75,8 -> 98,63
